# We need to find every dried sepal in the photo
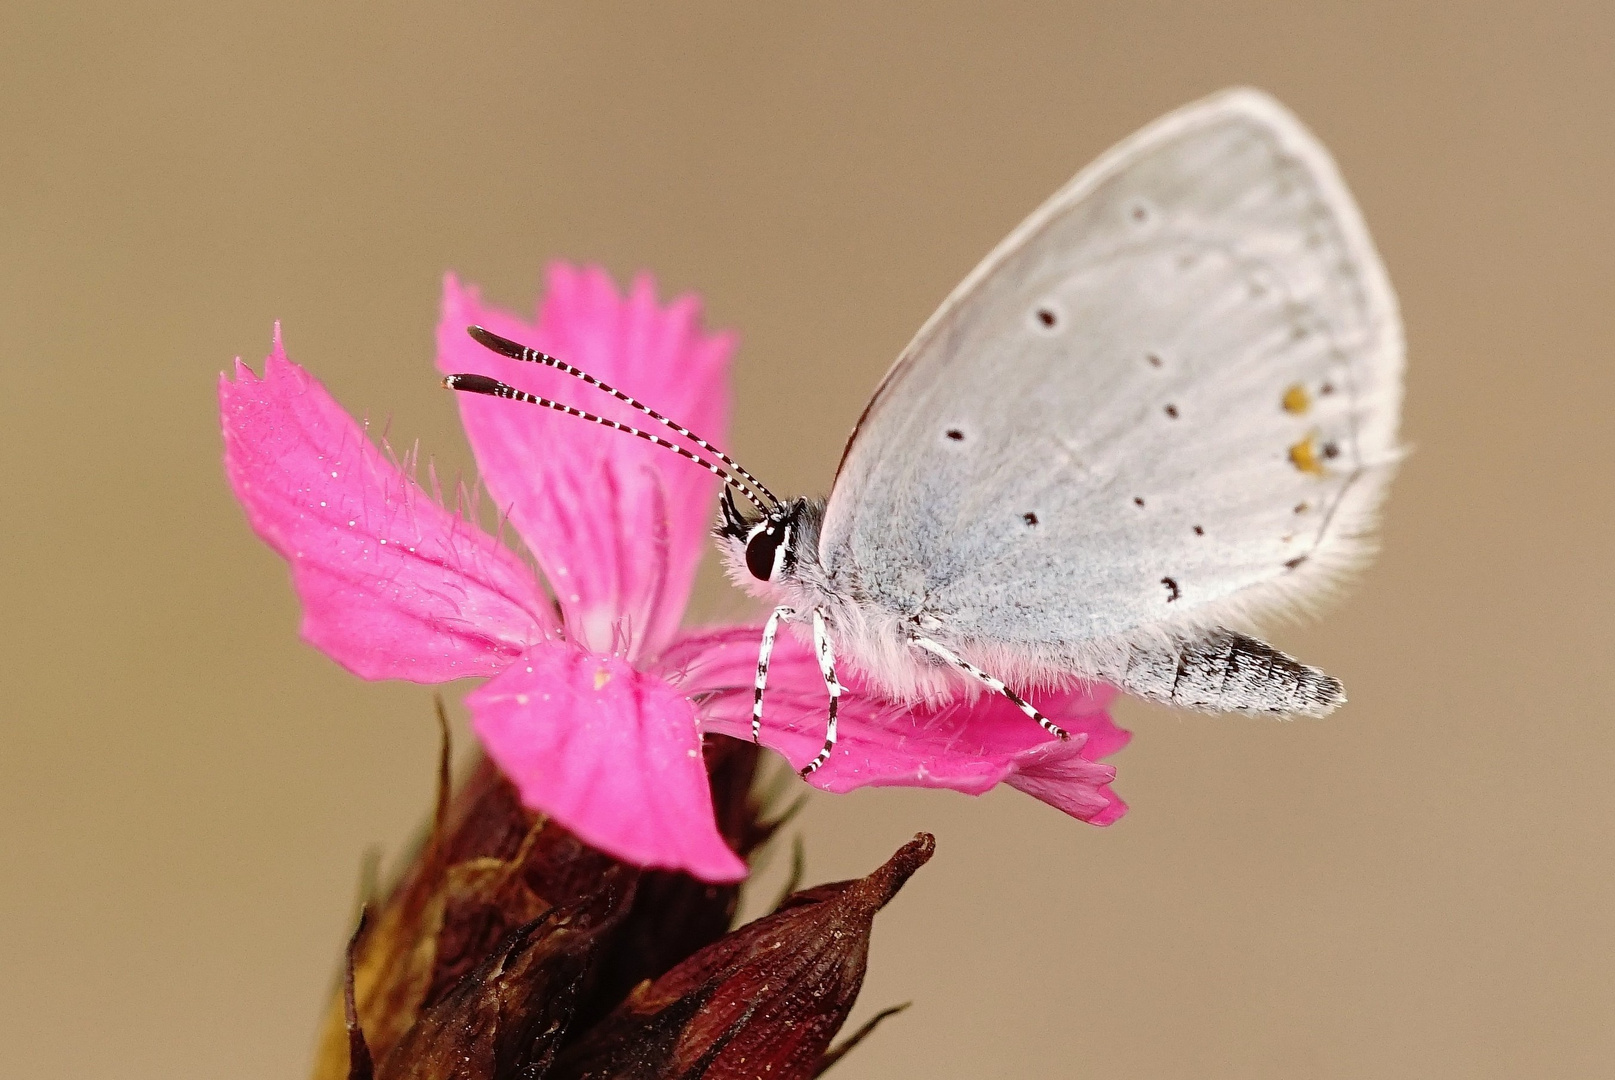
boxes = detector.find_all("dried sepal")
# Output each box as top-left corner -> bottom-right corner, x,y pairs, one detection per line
314,726 -> 920,1080
314,735 -> 767,1080
377,904 -> 618,1080
313,756 -> 524,1079
345,911 -> 375,1080
814,1003 -> 909,1077
550,834 -> 935,1080
425,826 -> 632,1010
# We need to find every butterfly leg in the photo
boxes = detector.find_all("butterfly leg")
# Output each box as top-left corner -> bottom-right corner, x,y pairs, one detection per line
800,609 -> 841,778
910,636 -> 1070,740
752,605 -> 796,744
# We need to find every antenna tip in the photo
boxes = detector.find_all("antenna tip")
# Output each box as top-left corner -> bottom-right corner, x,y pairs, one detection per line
467,325 -> 527,360
441,372 -> 506,397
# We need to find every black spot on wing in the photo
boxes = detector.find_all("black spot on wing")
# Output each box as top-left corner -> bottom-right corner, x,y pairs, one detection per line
1030,304 -> 1064,335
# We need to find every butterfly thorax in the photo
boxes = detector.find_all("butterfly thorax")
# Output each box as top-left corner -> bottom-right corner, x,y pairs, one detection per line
716,492 -> 1016,702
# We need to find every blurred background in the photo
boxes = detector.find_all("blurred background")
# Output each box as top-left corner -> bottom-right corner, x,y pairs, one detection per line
3,2 -> 1612,1077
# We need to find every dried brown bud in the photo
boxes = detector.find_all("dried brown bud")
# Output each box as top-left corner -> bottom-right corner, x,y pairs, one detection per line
377,905 -> 611,1079
550,834 -> 935,1080
315,733 -> 763,1079
311,713 -> 924,1080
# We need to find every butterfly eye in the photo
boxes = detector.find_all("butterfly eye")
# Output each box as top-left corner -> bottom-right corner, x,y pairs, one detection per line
745,524 -> 785,581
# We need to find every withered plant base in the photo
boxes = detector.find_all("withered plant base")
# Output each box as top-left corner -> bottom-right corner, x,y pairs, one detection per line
314,729 -> 929,1080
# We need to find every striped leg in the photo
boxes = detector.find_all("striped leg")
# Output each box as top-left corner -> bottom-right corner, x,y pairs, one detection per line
800,610 -> 841,778
752,606 -> 795,744
911,636 -> 1070,740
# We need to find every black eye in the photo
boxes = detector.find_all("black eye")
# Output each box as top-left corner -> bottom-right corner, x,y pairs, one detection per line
745,526 -> 784,581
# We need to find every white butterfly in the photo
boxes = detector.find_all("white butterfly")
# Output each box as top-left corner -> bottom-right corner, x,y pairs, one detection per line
450,88 -> 1404,777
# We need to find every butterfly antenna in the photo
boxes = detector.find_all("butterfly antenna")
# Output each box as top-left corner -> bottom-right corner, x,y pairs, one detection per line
441,373 -> 774,517
466,326 -> 781,511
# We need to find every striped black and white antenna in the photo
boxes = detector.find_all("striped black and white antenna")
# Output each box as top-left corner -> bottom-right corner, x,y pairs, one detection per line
443,326 -> 780,517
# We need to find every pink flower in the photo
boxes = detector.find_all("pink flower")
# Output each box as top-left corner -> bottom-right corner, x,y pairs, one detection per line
220,263 -> 1129,883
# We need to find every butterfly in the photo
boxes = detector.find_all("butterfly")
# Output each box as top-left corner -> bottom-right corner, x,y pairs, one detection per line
446,87 -> 1404,777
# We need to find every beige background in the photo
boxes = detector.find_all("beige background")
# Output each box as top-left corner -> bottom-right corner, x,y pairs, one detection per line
3,2 -> 1611,1077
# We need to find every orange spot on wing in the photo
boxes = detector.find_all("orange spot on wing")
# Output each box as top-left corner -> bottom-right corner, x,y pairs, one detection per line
1282,384 -> 1311,414
1288,434 -> 1326,476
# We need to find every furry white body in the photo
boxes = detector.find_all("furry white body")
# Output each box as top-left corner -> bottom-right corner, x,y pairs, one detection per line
720,497 -> 1121,705
719,497 -> 1347,716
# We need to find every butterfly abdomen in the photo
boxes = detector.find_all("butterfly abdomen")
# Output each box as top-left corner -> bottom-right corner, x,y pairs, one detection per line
1115,629 -> 1345,716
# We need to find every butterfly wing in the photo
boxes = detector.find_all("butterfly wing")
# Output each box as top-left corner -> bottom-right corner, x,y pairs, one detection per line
819,89 -> 1402,675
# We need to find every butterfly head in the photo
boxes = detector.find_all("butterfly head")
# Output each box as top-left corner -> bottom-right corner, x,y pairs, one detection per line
717,487 -> 797,582
715,488 -> 827,596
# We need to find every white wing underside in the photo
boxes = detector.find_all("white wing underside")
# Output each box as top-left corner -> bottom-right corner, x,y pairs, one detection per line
818,89 -> 1403,691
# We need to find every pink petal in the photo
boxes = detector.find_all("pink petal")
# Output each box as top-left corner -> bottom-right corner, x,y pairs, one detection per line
1006,740 -> 1130,825
220,331 -> 554,682
437,265 -> 737,661
469,641 -> 747,882
660,627 -> 1130,824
